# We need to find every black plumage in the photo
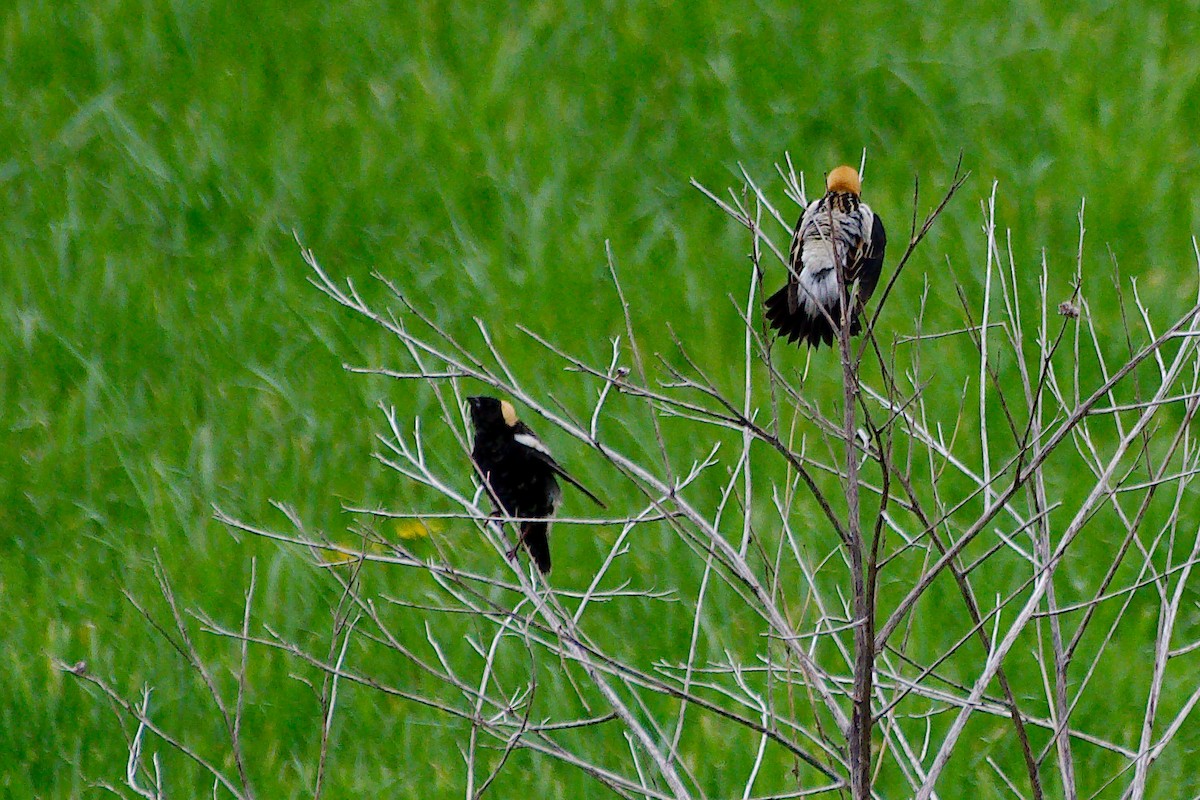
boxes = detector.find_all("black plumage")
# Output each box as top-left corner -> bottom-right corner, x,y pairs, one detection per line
764,165 -> 887,349
467,396 -> 604,573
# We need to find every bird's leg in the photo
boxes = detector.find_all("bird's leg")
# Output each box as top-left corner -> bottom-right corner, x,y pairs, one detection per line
503,529 -> 522,562
483,507 -> 521,562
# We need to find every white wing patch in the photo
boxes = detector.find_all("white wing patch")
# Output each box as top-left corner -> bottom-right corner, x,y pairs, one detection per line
859,204 -> 876,250
514,432 -> 553,457
789,199 -> 823,271
792,196 -> 873,317
800,238 -> 838,278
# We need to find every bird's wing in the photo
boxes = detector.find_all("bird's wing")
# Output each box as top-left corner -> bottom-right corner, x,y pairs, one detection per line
512,426 -> 607,509
850,207 -> 887,303
785,199 -> 823,313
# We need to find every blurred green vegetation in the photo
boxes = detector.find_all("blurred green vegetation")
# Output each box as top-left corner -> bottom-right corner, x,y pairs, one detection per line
3,0 -> 1200,797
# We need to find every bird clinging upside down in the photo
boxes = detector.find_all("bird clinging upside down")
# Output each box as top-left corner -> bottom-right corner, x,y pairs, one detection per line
467,396 -> 605,573
764,165 -> 887,348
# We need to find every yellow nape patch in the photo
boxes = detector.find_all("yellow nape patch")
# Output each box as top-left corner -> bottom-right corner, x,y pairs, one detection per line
826,165 -> 862,196
500,400 -> 519,427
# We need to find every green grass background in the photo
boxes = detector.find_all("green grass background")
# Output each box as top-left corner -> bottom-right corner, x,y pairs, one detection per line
4,1 -> 1200,797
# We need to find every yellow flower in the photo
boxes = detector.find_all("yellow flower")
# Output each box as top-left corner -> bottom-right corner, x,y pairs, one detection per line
394,519 -> 444,540
314,520 -> 446,566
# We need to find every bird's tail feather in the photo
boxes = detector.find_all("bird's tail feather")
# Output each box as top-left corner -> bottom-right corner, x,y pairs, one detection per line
765,286 -> 861,348
521,520 -> 552,573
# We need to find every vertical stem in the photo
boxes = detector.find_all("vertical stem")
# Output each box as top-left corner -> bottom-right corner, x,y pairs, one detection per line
838,225 -> 873,800
846,381 -> 874,800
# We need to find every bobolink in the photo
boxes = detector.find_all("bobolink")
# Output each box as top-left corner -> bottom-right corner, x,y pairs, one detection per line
764,165 -> 887,348
467,396 -> 604,573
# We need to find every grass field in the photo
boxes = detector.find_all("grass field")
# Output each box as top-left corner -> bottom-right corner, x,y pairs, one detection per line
4,1 -> 1200,797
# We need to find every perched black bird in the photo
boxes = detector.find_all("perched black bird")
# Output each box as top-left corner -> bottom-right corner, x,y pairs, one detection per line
764,165 -> 887,348
467,396 -> 604,573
